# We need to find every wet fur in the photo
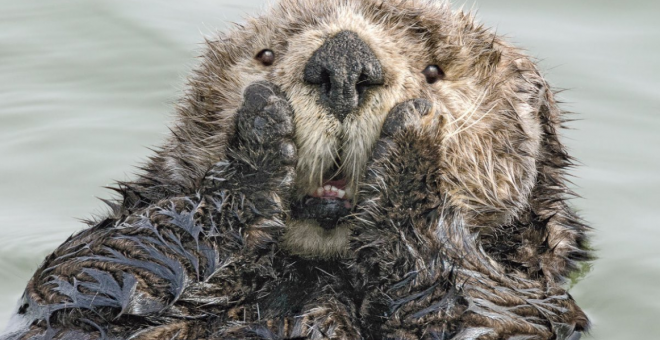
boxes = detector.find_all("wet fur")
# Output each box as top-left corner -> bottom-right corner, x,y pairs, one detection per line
2,0 -> 591,339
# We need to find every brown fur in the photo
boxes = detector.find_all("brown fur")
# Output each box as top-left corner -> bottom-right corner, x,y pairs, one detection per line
2,1 -> 591,339
122,0 -> 589,269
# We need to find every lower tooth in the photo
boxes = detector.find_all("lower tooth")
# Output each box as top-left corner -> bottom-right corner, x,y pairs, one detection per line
345,187 -> 353,198
337,189 -> 346,199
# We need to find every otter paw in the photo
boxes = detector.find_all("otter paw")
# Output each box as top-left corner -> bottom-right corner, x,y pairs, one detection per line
354,97 -> 444,234
370,99 -> 437,162
203,81 -> 297,220
237,81 -> 293,141
380,98 -> 433,137
236,81 -> 296,164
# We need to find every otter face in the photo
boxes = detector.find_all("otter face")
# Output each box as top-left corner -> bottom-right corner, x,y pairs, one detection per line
192,0 -> 551,258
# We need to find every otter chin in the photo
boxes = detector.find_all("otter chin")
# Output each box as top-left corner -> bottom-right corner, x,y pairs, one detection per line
286,175 -> 354,258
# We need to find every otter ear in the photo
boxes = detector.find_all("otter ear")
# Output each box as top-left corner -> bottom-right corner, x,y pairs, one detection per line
525,84 -> 592,285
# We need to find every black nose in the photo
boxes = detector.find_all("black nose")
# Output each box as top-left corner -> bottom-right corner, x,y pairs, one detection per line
303,30 -> 384,122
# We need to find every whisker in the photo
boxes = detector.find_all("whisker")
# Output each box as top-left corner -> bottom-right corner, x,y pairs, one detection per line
451,91 -> 488,134
447,102 -> 498,138
329,143 -> 343,179
447,89 -> 488,127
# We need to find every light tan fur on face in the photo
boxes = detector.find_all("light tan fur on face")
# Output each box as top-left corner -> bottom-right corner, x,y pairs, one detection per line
274,7 -> 414,199
272,6 -> 431,258
282,220 -> 352,259
160,0 -> 557,259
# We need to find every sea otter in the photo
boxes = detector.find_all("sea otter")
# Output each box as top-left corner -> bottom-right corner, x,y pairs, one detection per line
1,0 -> 591,339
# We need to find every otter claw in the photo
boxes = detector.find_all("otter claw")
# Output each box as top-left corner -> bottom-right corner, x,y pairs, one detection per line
279,141 -> 297,166
381,98 -> 433,137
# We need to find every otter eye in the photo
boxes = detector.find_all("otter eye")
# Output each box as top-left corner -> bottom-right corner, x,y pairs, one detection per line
422,65 -> 444,84
256,49 -> 275,66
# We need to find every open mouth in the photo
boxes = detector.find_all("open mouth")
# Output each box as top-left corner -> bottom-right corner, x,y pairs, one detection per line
291,168 -> 354,230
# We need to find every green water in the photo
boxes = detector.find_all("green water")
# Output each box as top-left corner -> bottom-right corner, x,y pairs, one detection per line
1,1 -> 658,338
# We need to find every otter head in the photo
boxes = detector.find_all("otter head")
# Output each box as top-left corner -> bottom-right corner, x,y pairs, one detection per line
174,0 -> 577,266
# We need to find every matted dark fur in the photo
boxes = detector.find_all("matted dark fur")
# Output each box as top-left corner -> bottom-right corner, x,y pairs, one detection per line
1,0 -> 591,339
